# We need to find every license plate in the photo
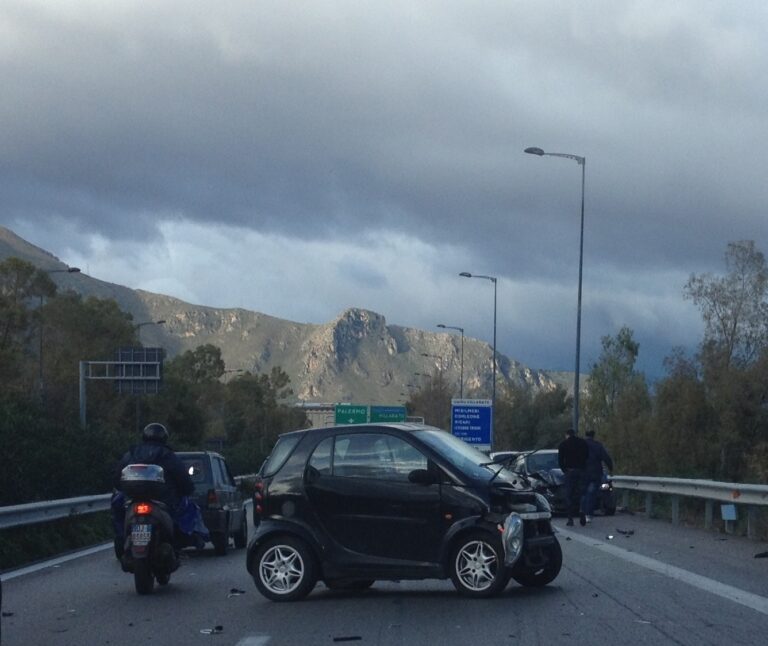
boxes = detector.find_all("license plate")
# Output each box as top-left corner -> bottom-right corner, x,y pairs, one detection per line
131,523 -> 152,546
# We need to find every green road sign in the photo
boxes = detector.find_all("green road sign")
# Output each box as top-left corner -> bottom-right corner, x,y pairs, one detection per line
370,405 -> 407,423
334,404 -> 368,425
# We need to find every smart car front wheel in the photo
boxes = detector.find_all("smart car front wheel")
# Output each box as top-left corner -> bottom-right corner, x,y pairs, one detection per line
448,532 -> 509,598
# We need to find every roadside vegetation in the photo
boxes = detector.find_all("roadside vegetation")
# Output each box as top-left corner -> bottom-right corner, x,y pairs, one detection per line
0,257 -> 306,510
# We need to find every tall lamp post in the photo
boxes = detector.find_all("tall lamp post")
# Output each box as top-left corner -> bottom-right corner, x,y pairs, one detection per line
459,272 -> 497,444
39,266 -> 81,389
525,146 -> 586,433
437,324 -> 464,398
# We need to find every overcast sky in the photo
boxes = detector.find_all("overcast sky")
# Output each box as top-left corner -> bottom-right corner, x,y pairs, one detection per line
3,1 -> 767,378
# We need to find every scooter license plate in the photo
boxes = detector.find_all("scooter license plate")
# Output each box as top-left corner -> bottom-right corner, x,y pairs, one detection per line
131,523 -> 152,546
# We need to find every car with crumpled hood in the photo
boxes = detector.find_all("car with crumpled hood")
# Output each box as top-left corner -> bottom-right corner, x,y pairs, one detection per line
246,423 -> 561,601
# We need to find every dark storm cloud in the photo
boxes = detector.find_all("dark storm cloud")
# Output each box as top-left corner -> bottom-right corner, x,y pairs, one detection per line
2,1 -> 768,375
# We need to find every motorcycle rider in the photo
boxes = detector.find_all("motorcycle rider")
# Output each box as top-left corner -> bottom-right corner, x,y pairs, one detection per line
113,423 -> 206,553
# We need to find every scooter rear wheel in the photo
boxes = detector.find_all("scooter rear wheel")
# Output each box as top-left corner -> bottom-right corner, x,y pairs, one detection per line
134,559 -> 155,595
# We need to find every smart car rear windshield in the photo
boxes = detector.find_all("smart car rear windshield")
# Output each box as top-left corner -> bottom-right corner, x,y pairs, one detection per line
261,434 -> 302,476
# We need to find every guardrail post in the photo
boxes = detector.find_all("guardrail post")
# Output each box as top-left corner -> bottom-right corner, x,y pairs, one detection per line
671,495 -> 680,525
645,492 -> 653,518
747,506 -> 758,540
704,499 -> 713,529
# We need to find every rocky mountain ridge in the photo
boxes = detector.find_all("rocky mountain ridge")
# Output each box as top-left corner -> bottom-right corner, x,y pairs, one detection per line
1,226 -> 564,404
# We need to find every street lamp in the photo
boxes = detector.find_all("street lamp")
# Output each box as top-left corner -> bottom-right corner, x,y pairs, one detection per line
437,323 -> 464,398
39,266 -> 80,389
525,146 -> 586,433
459,272 -> 497,445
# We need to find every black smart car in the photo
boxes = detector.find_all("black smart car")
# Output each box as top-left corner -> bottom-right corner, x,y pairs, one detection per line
246,423 -> 561,601
177,451 -> 248,555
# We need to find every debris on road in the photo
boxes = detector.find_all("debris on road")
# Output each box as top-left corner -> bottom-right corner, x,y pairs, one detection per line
200,625 -> 224,635
333,637 -> 362,642
754,551 -> 768,559
606,535 -> 615,540
227,588 -> 246,597
616,528 -> 634,537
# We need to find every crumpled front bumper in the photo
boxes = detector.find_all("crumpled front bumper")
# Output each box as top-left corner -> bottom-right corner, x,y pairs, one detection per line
500,505 -> 553,567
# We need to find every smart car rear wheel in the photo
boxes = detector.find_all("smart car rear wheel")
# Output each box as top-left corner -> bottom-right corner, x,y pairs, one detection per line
449,532 -> 508,598
253,536 -> 317,602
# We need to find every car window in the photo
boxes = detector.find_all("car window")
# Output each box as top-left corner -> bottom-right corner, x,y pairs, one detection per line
262,434 -> 302,476
527,452 -> 559,472
214,458 -> 230,486
308,437 -> 333,475
182,458 -> 208,483
333,433 -> 427,481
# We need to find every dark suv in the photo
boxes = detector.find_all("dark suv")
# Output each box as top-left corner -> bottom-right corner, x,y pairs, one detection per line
246,423 -> 561,601
177,451 -> 248,555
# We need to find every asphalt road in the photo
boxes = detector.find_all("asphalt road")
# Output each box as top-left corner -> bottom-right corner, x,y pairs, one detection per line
3,514 -> 768,646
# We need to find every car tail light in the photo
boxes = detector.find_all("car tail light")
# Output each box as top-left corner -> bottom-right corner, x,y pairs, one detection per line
135,502 -> 152,515
253,478 -> 265,519
207,489 -> 220,507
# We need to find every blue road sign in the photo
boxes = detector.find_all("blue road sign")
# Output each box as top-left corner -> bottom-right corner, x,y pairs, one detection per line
451,399 -> 492,449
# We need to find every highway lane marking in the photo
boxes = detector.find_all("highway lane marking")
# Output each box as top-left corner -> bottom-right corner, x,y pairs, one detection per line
1,542 -> 112,581
235,637 -> 271,645
561,528 -> 768,617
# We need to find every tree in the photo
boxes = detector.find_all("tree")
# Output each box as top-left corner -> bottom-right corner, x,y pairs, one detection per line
405,371 -> 452,429
684,240 -> 768,370
164,344 -> 225,384
582,326 -> 645,431
494,384 -> 571,451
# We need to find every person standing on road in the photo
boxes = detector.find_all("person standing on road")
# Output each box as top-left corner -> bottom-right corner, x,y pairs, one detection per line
558,428 -> 589,526
582,429 -> 614,523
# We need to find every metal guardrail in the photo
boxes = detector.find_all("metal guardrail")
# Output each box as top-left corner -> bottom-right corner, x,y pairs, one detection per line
0,494 -> 111,530
0,475 -> 258,531
612,475 -> 768,539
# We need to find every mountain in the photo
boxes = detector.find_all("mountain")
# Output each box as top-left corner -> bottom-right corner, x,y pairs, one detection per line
0,226 -> 563,404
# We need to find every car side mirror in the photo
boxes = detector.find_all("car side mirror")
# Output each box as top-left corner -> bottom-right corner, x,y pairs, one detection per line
408,468 -> 438,485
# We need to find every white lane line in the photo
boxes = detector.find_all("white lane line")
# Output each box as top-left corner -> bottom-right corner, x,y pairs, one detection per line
235,637 -> 271,646
561,528 -> 768,616
1,542 -> 112,581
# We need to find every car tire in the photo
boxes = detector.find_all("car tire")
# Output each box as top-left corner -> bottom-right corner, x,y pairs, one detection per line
252,536 -> 318,602
324,579 -> 375,591
510,537 -> 562,587
448,531 -> 509,598
212,531 -> 229,556
233,514 -> 248,549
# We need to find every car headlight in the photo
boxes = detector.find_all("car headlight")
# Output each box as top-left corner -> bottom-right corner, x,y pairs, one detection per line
535,493 -> 552,512
501,513 -> 524,567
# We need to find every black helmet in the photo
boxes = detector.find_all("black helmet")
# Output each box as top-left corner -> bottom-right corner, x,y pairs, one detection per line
142,422 -> 169,444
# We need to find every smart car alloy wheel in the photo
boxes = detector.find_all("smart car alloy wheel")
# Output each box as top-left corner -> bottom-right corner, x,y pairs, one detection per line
253,536 -> 318,601
449,532 -> 508,597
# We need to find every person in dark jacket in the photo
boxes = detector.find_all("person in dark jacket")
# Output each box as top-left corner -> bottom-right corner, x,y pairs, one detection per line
581,429 -> 614,522
558,428 -> 589,526
112,423 -> 207,550
114,422 -> 194,509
